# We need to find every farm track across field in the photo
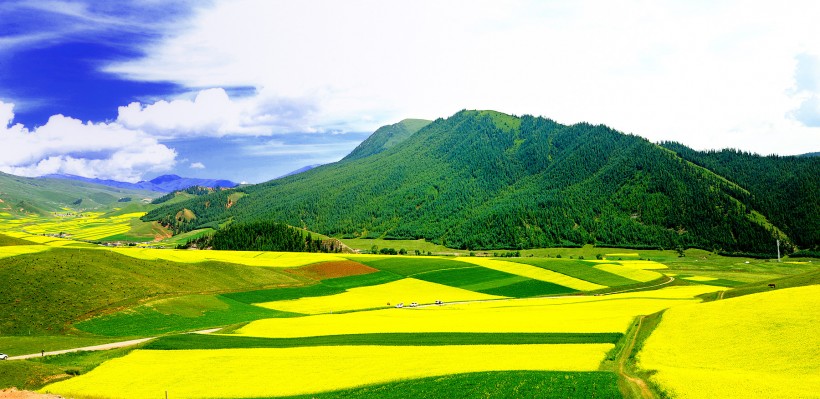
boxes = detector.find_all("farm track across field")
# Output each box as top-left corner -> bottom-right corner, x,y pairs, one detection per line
6,329 -> 220,360
617,316 -> 654,399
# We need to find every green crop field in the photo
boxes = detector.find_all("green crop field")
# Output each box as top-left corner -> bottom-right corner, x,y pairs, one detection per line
76,295 -> 300,337
509,258 -> 640,286
357,257 -> 470,275
267,371 -> 623,399
413,266 -> 576,297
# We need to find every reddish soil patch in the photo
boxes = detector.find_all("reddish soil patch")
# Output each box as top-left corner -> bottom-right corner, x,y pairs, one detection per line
286,260 -> 378,280
0,388 -> 63,399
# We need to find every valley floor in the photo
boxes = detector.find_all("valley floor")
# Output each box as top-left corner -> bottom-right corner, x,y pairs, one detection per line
0,223 -> 817,398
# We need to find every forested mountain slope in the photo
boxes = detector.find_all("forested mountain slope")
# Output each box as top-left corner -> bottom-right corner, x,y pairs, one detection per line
660,143 -> 819,251
143,110 -> 817,254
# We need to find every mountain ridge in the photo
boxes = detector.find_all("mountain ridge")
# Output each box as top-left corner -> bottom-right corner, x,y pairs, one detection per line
143,110 -> 819,254
42,174 -> 238,193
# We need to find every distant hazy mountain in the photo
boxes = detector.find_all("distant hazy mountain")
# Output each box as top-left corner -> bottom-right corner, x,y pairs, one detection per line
277,164 -> 323,179
800,152 -> 820,157
145,110 -> 820,254
42,174 -> 238,193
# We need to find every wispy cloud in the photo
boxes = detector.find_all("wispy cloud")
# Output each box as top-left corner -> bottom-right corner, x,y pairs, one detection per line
189,162 -> 205,169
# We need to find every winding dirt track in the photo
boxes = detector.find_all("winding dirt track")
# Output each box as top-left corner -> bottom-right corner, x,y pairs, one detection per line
617,316 -> 655,399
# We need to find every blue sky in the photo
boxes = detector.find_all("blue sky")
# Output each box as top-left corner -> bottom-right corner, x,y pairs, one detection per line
1,0 -> 819,183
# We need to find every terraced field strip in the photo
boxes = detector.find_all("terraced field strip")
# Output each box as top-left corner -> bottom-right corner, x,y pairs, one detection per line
457,258 -> 606,291
145,332 -> 623,350
254,278 -> 503,314
593,263 -> 663,282
222,271 -> 403,305
41,344 -> 613,398
276,371 -> 622,399
238,285 -> 724,338
638,285 -> 820,399
509,258 -> 641,286
105,247 -> 347,267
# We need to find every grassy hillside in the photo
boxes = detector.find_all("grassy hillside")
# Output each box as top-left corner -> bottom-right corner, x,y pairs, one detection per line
145,110 -> 807,254
0,248 -> 306,335
0,172 -> 160,215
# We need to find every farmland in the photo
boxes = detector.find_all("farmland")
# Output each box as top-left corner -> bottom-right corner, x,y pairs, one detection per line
638,285 -> 820,398
0,211 -> 818,398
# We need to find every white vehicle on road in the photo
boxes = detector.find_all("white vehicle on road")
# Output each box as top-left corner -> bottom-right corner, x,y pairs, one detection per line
0,353 -> 8,360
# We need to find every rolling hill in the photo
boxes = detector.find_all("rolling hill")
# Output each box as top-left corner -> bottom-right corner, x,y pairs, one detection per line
143,110 -> 819,254
0,172 -> 160,215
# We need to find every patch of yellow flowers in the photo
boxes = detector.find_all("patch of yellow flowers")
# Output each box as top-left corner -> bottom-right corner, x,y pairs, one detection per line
240,285 -> 723,338
638,285 -> 820,398
256,278 -> 502,314
456,258 -> 606,291
42,344 -> 612,398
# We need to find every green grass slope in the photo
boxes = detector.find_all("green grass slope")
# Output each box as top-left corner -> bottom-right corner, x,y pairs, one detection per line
0,248 -> 305,335
144,110 -> 809,254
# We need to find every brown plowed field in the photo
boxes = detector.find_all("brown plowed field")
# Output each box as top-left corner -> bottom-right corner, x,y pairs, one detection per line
285,260 -> 378,280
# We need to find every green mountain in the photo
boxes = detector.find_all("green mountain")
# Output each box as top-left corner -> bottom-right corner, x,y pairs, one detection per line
343,118 -> 431,161
143,110 -> 819,254
659,143 -> 819,251
0,172 -> 160,215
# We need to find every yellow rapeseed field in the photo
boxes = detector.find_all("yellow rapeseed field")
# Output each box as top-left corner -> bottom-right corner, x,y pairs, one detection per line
255,278 -> 503,314
0,244 -> 50,259
638,285 -> 820,399
42,344 -> 612,398
605,252 -> 640,257
240,285 -> 723,338
106,247 -> 346,267
20,211 -> 133,241
593,263 -> 663,282
456,258 -> 607,291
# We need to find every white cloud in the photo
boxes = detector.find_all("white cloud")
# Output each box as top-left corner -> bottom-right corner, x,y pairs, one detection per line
116,87 -> 319,137
0,101 -> 177,182
101,0 -> 820,154
189,162 -> 205,169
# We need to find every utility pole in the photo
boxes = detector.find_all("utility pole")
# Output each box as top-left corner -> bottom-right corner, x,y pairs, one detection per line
777,239 -> 781,263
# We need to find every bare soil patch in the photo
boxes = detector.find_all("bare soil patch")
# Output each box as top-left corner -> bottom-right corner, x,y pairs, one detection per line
0,388 -> 63,399
285,260 -> 378,280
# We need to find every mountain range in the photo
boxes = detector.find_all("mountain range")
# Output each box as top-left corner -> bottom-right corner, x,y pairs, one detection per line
42,174 -> 238,193
143,110 -> 819,255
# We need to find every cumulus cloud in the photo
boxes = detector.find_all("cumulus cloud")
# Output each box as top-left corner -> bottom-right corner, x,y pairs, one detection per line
189,162 -> 205,169
116,87 -> 320,138
0,101 -> 176,181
